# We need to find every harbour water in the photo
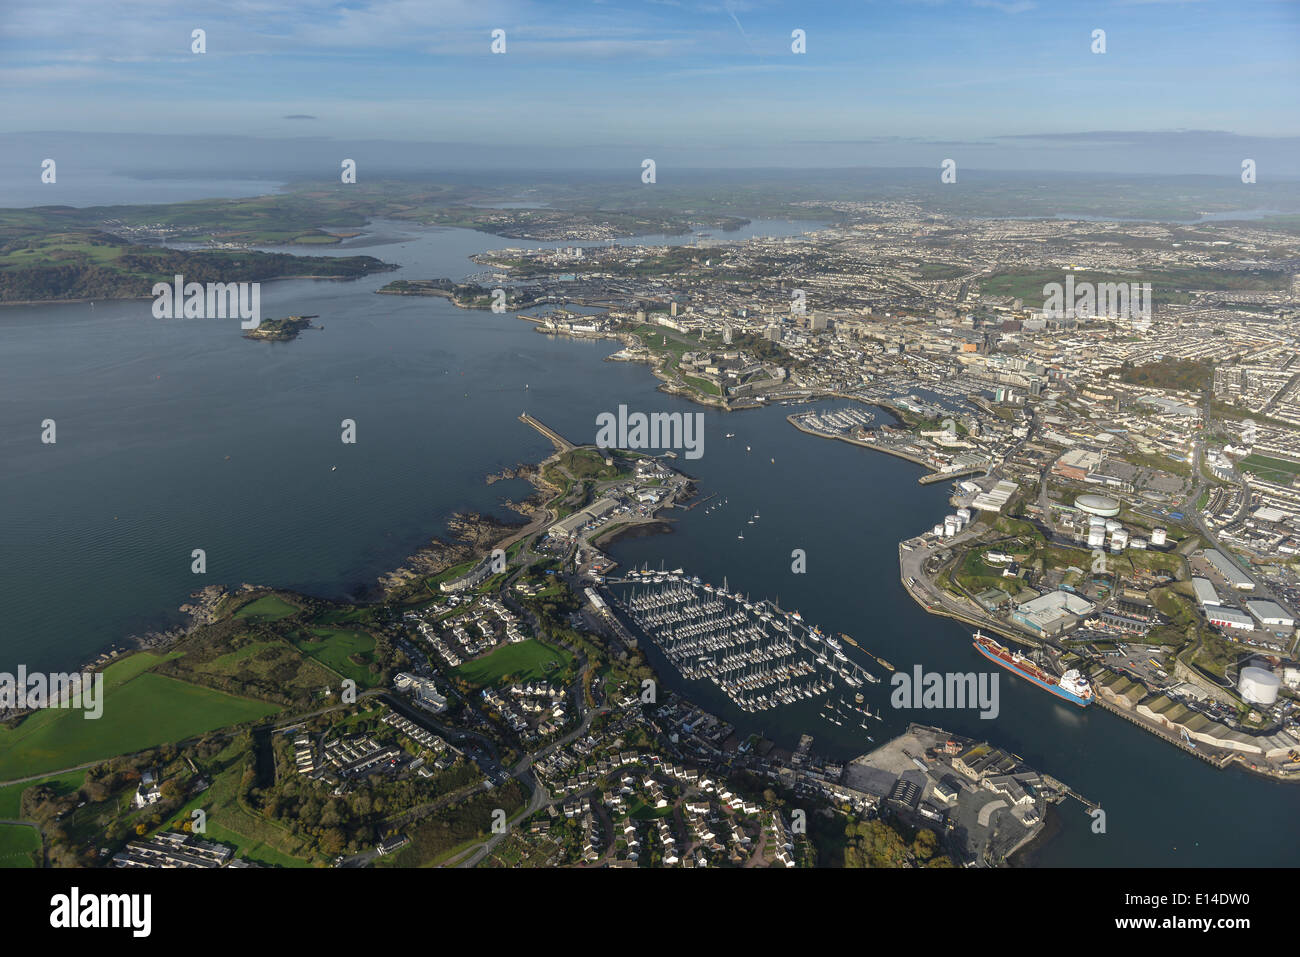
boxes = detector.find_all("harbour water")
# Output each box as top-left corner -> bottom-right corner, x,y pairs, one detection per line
1,217 -> 1296,866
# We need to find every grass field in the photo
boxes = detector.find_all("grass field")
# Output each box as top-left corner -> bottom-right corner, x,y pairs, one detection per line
206,641 -> 283,672
293,628 -> 379,686
0,656 -> 280,781
684,374 -> 722,396
0,824 -> 40,868
0,769 -> 86,819
1239,453 -> 1300,483
454,639 -> 572,687
232,594 -> 300,622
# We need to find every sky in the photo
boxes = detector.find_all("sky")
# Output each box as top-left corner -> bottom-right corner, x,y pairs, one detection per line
1,0 -> 1298,175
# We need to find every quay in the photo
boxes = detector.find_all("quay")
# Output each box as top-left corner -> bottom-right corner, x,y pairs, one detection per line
519,413 -> 575,452
786,413 -> 968,485
919,466 -> 986,485
1090,694 -> 1235,769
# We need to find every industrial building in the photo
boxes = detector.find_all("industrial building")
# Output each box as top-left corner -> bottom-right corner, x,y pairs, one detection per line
1206,606 -> 1253,631
971,479 -> 1019,513
1203,550 -> 1255,591
1245,599 -> 1296,632
547,497 -> 618,540
1011,590 -> 1095,636
1191,577 -> 1222,608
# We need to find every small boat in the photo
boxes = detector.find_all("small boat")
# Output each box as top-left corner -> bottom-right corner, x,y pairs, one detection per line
725,433 -> 735,438
737,533 -> 744,540
330,465 -> 337,471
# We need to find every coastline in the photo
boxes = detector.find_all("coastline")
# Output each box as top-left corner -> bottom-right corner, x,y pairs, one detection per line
0,273 -> 397,308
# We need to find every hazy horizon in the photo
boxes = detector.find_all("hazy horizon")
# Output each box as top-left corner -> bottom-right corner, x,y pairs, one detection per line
3,0 -> 1297,184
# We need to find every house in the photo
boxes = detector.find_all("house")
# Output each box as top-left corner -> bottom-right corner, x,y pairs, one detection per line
132,769 -> 162,809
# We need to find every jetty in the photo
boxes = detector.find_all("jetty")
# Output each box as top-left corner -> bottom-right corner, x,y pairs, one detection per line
519,413 -> 575,452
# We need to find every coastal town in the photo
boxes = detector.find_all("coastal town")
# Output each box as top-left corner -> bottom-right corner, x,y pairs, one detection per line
441,206 -> 1300,780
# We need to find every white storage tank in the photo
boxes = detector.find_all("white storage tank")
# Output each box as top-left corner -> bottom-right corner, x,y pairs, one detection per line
944,515 -> 960,537
1110,529 -> 1129,552
1130,537 -> 1148,550
1087,527 -> 1106,548
1239,667 -> 1281,706
1151,527 -> 1168,547
933,524 -> 944,537
1105,519 -> 1123,534
956,507 -> 972,522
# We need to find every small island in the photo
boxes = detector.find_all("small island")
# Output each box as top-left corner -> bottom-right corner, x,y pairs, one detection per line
243,315 -> 319,341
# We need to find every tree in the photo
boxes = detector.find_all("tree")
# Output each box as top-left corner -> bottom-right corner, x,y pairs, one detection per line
319,828 -> 347,856
913,828 -> 938,862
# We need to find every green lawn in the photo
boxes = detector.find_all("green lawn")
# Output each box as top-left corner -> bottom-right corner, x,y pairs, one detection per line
0,658 -> 280,781
0,769 -> 86,819
293,628 -> 379,686
0,824 -> 41,868
684,375 -> 722,396
232,594 -> 300,622
1239,453 -> 1300,482
206,640 -> 282,672
627,799 -> 674,820
454,639 -> 572,687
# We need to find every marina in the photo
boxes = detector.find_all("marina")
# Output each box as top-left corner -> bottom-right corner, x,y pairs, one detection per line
608,568 -> 878,713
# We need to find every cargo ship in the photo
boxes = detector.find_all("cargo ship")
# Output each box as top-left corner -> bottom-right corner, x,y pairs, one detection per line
972,631 -> 1093,707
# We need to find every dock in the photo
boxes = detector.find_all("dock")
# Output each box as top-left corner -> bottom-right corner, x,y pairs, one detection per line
519,413 -> 575,452
918,466 -> 986,485
1041,773 -> 1100,812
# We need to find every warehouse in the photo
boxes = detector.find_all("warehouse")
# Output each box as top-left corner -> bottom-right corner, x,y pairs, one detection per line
1191,577 -> 1222,608
547,497 -> 618,540
1203,550 -> 1255,591
971,479 -> 1020,513
1011,590 -> 1095,636
1245,599 -> 1295,631
1206,606 -> 1253,631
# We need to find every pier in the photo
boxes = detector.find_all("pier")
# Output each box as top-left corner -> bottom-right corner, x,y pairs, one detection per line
918,466 -> 986,485
1042,773 -> 1100,812
519,413 -> 575,452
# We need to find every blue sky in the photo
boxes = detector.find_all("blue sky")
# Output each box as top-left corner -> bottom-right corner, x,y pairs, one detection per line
2,0 -> 1298,172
